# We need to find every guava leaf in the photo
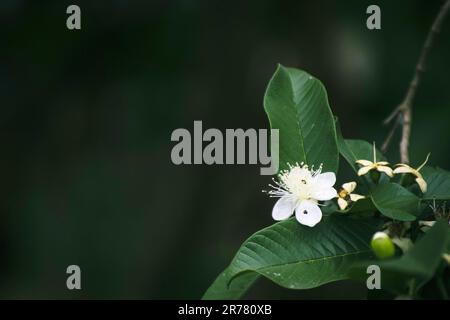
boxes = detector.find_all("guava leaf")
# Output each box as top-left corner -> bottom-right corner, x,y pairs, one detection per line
421,166 -> 450,200
203,215 -> 379,299
264,65 -> 339,173
370,183 -> 420,221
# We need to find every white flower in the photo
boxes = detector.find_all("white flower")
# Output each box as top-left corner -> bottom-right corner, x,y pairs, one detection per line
336,181 -> 365,210
267,163 -> 337,227
418,220 -> 435,232
356,160 -> 393,177
393,153 -> 430,193
356,142 -> 393,178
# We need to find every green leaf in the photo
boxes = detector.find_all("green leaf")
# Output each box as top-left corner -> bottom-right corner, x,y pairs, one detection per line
370,183 -> 420,221
342,198 -> 377,215
263,64 -> 338,173
203,268 -> 259,300
338,138 -> 386,174
421,166 -> 450,200
351,220 -> 450,295
203,215 -> 379,299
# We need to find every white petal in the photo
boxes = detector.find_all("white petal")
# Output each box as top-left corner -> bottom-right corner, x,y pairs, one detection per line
377,165 -> 394,177
393,166 -> 415,175
337,198 -> 348,210
356,160 -> 373,166
443,254 -> 450,266
295,201 -> 322,227
314,172 -> 336,188
419,220 -> 435,227
415,171 -> 425,180
311,187 -> 338,201
349,194 -> 365,202
395,163 -> 410,168
392,237 -> 413,253
272,196 -> 296,221
415,177 -> 427,193
342,181 -> 356,193
357,166 -> 372,176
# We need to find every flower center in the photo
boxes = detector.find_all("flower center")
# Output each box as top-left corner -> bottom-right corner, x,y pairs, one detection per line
280,166 -> 313,201
339,190 -> 348,198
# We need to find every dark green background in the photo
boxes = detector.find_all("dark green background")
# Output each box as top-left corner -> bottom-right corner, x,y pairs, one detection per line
0,0 -> 449,298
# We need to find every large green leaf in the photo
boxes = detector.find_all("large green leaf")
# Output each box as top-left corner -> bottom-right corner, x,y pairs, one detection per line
263,65 -> 338,173
370,183 -> 420,221
203,215 -> 379,299
351,220 -> 450,295
421,166 -> 450,200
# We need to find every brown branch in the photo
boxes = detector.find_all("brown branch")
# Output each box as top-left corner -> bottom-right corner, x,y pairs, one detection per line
382,0 -> 450,163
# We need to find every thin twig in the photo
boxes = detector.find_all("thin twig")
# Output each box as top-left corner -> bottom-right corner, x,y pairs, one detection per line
382,0 -> 450,163
381,115 -> 400,153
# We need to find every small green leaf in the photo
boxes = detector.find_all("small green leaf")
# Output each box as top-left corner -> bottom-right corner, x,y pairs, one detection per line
370,183 -> 420,221
203,215 -> 379,299
264,65 -> 339,173
421,166 -> 450,200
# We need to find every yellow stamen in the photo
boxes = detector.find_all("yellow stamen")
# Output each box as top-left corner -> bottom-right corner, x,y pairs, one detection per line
339,190 -> 348,198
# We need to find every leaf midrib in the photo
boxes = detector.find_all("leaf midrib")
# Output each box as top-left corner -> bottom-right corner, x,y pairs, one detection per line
230,248 -> 371,280
286,69 -> 308,165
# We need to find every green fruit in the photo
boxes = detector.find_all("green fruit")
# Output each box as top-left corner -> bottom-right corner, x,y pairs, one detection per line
371,232 -> 395,259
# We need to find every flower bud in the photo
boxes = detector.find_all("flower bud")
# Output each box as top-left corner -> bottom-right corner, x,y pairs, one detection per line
371,232 -> 395,259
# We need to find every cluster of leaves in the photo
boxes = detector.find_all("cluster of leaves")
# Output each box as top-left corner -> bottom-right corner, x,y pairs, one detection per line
203,65 -> 450,300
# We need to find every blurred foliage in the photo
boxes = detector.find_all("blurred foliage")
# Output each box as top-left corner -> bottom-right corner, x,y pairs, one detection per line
0,0 -> 449,298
